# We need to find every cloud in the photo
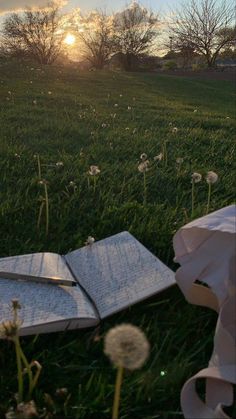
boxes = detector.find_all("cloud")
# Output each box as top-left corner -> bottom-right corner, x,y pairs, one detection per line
0,0 -> 68,14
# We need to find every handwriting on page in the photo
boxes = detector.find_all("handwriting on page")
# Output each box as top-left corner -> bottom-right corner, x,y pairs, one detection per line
0,253 -> 75,282
0,280 -> 97,330
66,232 -> 175,318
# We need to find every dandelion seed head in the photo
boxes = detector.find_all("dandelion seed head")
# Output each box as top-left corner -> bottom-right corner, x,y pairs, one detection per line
0,319 -> 22,340
89,165 -> 100,176
191,172 -> 202,183
48,91 -> 52,95
140,153 -> 148,161
15,400 -> 38,418
206,171 -> 218,184
85,236 -> 95,245
38,179 -> 47,185
11,299 -> 21,311
127,106 -> 132,111
172,127 -> 178,133
56,161 -> 64,167
33,99 -> 37,105
104,323 -> 149,370
160,370 -> 167,377
154,153 -> 163,162
69,181 -> 76,187
55,388 -> 69,400
138,160 -> 149,173
114,103 -> 118,108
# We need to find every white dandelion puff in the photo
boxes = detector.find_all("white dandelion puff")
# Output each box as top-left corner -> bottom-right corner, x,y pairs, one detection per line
56,161 -> 64,168
206,171 -> 218,184
85,236 -> 95,246
89,165 -> 101,176
138,160 -> 149,173
154,153 -> 163,162
104,323 -> 149,370
140,153 -> 147,161
191,172 -> 202,183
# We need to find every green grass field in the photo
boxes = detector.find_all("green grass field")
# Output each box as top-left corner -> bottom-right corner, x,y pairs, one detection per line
0,60 -> 235,418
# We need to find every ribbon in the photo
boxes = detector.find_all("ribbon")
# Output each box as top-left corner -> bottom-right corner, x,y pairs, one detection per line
173,205 -> 236,419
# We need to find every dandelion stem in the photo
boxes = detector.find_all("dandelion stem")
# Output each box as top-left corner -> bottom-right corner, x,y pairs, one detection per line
44,183 -> 49,236
206,183 -> 211,215
19,345 -> 33,400
164,141 -> 168,167
37,201 -> 45,231
37,155 -> 41,179
14,336 -> 24,403
30,361 -> 42,393
191,182 -> 195,217
93,177 -> 96,193
112,365 -> 124,419
143,172 -> 147,204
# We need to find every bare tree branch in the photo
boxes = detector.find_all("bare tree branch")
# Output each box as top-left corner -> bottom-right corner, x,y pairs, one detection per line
1,2 -> 63,64
169,0 -> 235,67
113,2 -> 159,71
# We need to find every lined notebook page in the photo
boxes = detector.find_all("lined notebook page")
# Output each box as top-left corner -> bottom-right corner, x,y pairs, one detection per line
0,252 -> 75,284
66,231 -> 176,319
0,279 -> 98,335
0,253 -> 98,335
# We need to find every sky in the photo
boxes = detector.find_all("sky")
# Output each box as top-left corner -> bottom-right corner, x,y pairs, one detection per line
0,0 -> 180,16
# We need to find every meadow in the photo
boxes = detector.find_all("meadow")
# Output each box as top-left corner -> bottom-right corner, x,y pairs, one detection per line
0,60 -> 235,418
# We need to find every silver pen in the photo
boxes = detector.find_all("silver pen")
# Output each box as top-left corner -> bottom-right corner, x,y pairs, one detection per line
0,272 -> 76,287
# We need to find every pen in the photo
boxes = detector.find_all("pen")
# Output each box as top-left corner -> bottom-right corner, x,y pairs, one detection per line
0,272 -> 76,287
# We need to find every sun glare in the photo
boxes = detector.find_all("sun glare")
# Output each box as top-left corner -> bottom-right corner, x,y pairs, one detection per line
64,33 -> 76,46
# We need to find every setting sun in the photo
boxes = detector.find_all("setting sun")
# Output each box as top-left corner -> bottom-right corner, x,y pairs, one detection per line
64,33 -> 76,46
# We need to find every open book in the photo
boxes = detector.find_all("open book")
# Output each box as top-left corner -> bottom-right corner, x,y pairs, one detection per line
0,232 -> 175,336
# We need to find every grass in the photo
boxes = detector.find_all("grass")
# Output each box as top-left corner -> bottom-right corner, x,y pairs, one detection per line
0,59 -> 235,418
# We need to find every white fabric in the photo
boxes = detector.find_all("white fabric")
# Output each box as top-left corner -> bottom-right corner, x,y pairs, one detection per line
173,204 -> 236,419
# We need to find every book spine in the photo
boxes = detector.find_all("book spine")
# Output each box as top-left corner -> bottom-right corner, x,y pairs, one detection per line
62,255 -> 101,320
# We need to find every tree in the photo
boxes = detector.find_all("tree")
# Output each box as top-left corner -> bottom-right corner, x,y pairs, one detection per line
169,0 -> 235,68
73,10 -> 114,70
2,2 -> 63,64
112,1 -> 159,71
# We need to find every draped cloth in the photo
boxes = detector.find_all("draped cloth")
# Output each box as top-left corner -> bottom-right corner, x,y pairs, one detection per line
173,204 -> 236,419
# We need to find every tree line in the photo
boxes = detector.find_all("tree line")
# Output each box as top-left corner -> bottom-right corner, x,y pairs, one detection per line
0,0 -> 235,70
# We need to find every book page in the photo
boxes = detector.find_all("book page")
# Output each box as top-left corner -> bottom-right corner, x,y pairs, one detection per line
66,232 -> 176,319
0,253 -> 76,284
0,252 -> 99,335
0,278 -> 98,336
